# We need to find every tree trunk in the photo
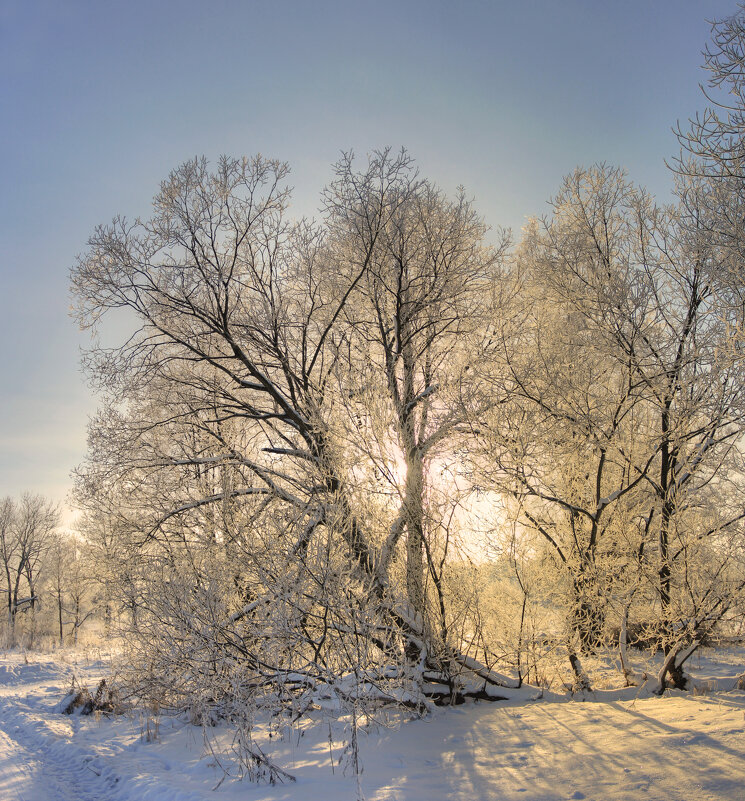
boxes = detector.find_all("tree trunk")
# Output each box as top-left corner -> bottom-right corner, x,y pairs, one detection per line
659,497 -> 674,649
57,587 -> 64,646
74,596 -> 80,645
404,453 -> 425,621
27,577 -> 36,648
570,557 -> 606,653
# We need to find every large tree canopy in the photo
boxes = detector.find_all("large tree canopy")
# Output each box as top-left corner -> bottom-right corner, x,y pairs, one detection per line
70,130 -> 745,780
71,151 -> 510,749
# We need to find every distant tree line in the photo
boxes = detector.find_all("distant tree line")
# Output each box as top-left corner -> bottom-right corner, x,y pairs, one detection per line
0,494 -> 100,647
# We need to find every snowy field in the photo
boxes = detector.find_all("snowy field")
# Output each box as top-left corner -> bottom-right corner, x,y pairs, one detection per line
0,648 -> 744,801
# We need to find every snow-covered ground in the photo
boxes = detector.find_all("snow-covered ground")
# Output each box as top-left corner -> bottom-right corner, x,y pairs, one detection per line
0,648 -> 744,800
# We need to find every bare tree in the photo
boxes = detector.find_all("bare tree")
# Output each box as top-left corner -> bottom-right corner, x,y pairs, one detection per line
47,532 -> 97,646
326,152 -> 506,667
473,168 -> 658,661
473,164 -> 745,688
0,494 -> 59,645
676,2 -> 745,181
71,150 -> 517,777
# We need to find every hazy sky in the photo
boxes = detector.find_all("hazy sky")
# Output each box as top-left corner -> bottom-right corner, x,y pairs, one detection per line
0,0 -> 738,510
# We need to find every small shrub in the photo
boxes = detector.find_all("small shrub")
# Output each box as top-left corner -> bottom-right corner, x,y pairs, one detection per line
58,678 -> 124,716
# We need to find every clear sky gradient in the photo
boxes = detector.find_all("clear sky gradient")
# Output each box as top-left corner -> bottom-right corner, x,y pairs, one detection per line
0,0 -> 738,509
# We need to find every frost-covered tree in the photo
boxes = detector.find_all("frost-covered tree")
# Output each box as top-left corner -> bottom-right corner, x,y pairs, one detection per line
677,2 -> 745,181
474,164 -> 745,687
326,152 -> 506,665
71,151 -> 514,771
0,494 -> 59,645
47,532 -> 97,645
471,168 -> 659,679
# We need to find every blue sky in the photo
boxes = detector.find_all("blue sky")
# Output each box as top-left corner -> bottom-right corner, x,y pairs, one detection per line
0,0 -> 738,508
